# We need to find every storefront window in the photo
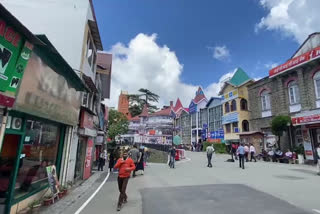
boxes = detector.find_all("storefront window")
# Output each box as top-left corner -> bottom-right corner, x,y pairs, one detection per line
13,119 -> 60,199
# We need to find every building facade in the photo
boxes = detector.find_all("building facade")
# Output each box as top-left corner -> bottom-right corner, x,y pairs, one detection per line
206,97 -> 223,143
173,99 -> 191,145
249,33 -> 320,163
219,68 -> 253,145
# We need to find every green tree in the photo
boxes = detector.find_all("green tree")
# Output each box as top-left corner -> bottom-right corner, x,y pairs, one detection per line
128,88 -> 160,117
108,109 -> 129,140
271,115 -> 291,150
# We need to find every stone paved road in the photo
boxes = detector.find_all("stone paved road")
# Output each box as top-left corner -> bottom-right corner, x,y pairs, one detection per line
76,152 -> 319,214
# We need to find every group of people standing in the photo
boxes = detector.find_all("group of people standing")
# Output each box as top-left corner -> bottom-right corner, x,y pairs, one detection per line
236,143 -> 257,169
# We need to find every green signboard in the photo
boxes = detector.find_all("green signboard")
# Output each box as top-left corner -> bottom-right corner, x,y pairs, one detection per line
0,18 -> 32,107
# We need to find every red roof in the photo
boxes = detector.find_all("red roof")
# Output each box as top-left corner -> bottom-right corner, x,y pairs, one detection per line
173,98 -> 183,113
150,107 -> 172,116
139,104 -> 149,117
130,116 -> 140,121
193,87 -> 207,104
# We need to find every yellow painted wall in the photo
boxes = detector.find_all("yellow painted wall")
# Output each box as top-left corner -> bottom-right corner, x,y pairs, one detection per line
221,83 -> 251,141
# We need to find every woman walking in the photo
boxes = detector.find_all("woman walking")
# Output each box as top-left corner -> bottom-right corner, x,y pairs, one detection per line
109,149 -> 115,173
135,147 -> 145,175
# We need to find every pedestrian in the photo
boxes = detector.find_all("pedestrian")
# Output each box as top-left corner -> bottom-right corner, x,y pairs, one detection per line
232,143 -> 238,160
114,150 -> 136,211
244,144 -> 249,162
250,144 -> 257,162
128,144 -> 140,177
109,149 -> 115,173
98,149 -> 105,171
206,144 -> 215,168
316,144 -> 320,176
237,143 -> 245,169
135,147 -> 145,175
169,146 -> 176,168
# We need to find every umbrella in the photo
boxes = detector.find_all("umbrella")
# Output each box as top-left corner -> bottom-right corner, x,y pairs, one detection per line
173,135 -> 182,145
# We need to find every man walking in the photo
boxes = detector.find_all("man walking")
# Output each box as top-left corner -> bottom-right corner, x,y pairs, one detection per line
114,150 -> 136,211
244,144 -> 249,162
317,144 -> 320,176
129,144 -> 140,177
250,144 -> 257,162
206,144 -> 215,167
169,146 -> 176,168
237,143 -> 245,169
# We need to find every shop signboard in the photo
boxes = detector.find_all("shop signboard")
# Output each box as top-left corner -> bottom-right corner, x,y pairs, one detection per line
46,165 -> 60,195
221,90 -> 238,103
83,139 -> 94,179
14,52 -> 81,126
210,129 -> 224,139
269,45 -> 320,78
222,112 -> 239,125
0,18 -> 33,107
81,111 -> 94,129
189,101 -> 197,114
302,127 -> 314,160
292,113 -> 320,126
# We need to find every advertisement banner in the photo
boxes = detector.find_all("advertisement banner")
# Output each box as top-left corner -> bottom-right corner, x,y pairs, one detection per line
221,90 -> 238,103
302,127 -> 314,160
83,139 -> 94,179
189,101 -> 197,114
46,165 -> 60,195
269,46 -> 320,78
210,129 -> 224,139
222,112 -> 239,125
292,114 -> 320,126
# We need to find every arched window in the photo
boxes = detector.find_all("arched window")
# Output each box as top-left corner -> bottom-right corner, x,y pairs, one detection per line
240,99 -> 248,111
260,90 -> 271,111
231,100 -> 237,111
242,120 -> 249,132
225,102 -> 230,113
313,71 -> 320,99
288,81 -> 300,104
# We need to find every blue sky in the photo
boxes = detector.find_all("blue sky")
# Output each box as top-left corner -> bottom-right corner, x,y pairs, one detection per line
93,0 -> 318,107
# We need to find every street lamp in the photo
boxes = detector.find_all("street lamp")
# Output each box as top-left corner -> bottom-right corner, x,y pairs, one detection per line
287,122 -> 292,150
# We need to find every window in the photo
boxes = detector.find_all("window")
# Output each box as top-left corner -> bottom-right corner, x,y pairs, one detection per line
82,92 -> 88,106
231,100 -> 237,111
288,81 -> 300,104
240,99 -> 248,111
225,102 -> 230,113
86,34 -> 97,72
14,120 -> 60,199
232,122 -> 238,133
261,90 -> 271,111
314,71 -> 320,99
242,120 -> 249,132
225,124 -> 231,133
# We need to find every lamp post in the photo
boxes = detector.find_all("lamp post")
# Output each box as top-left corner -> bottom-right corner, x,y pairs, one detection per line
287,122 -> 292,150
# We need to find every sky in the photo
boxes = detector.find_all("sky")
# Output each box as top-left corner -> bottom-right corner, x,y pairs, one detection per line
93,0 -> 320,108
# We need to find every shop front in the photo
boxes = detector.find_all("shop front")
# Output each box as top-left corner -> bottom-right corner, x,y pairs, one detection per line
0,35 -> 84,214
292,110 -> 320,164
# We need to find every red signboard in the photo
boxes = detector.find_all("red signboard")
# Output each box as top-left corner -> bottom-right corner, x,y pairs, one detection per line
292,114 -> 320,126
80,110 -> 94,129
269,46 -> 320,77
83,139 -> 93,180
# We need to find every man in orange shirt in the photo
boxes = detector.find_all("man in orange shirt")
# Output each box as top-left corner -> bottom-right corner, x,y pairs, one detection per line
114,150 -> 136,211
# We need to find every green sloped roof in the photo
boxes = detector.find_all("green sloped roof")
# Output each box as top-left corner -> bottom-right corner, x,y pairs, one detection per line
228,67 -> 252,86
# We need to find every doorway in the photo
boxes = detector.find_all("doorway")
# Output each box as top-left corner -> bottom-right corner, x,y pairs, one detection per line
0,134 -> 21,214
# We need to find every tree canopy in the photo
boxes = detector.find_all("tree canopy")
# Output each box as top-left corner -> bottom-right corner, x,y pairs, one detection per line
108,109 -> 129,140
128,88 -> 160,117
271,115 -> 291,149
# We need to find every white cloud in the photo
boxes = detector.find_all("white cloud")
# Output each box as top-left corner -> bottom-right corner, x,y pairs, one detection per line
106,33 -> 232,108
256,0 -> 320,43
264,62 -> 278,69
209,45 -> 230,61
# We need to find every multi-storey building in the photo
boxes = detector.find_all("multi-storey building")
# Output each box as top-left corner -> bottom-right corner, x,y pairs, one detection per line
206,97 -> 223,142
219,68 -> 253,145
248,33 -> 320,163
173,99 -> 190,144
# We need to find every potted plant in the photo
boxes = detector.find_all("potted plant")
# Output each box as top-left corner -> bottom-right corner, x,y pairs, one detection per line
43,194 -> 54,206
58,185 -> 68,198
28,200 -> 41,214
294,145 -> 305,164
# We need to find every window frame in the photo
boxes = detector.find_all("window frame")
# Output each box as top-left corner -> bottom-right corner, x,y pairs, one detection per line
242,120 -> 249,132
86,33 -> 97,73
260,90 -> 271,111
288,81 -> 300,105
240,99 -> 248,111
225,102 -> 230,113
231,100 -> 237,112
313,71 -> 320,99
225,124 -> 231,133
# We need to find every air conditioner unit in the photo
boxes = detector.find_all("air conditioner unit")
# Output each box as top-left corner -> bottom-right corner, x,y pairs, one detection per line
12,117 -> 22,130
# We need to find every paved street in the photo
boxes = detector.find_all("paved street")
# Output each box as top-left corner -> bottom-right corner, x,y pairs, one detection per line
71,152 -> 319,214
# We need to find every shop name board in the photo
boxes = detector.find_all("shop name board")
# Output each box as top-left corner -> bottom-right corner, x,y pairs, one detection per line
222,90 -> 238,103
269,46 -> 320,78
210,130 -> 224,139
0,20 -> 21,47
292,114 -> 320,126
222,112 -> 238,125
189,101 -> 197,113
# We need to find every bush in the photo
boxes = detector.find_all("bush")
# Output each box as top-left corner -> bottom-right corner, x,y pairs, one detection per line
203,141 -> 227,154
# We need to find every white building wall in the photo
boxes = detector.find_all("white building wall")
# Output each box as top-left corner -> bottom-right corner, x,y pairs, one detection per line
2,0 -> 90,71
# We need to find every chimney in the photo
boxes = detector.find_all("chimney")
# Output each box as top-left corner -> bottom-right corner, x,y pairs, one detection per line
170,101 -> 173,107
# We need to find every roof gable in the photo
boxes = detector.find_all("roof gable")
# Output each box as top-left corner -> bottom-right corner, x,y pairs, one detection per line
193,87 -> 207,104
228,68 -> 252,87
206,97 -> 222,108
139,104 -> 149,117
173,98 -> 183,113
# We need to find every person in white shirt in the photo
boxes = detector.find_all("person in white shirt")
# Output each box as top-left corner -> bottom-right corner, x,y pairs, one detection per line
249,144 -> 257,162
285,149 -> 293,159
244,144 -> 249,162
206,145 -> 215,168
317,144 -> 320,176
